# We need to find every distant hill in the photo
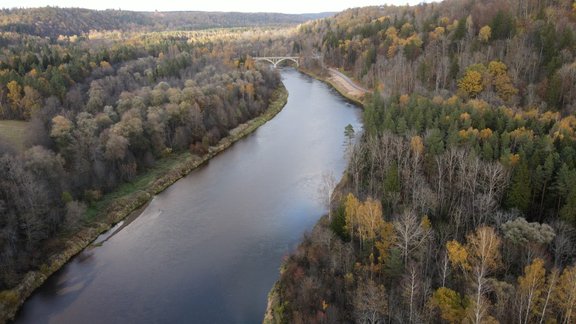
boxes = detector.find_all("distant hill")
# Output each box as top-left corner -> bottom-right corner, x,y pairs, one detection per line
0,7 -> 333,38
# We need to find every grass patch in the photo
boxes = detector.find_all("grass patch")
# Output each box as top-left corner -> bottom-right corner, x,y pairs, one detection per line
0,120 -> 28,152
84,152 -> 193,221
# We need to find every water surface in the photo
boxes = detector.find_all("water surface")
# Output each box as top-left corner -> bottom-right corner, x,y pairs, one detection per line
15,69 -> 362,324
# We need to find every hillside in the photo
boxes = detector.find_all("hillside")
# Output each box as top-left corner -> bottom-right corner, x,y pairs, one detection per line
269,0 -> 576,323
0,7 -> 332,38
296,0 -> 576,115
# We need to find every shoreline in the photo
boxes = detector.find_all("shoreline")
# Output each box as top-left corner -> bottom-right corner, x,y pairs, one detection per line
0,85 -> 288,324
298,67 -> 367,107
263,69 -> 365,324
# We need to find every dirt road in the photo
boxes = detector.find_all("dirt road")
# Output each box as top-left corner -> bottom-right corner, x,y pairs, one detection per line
327,68 -> 368,100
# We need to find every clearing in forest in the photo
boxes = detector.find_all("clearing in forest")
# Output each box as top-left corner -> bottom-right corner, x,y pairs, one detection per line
0,120 -> 28,152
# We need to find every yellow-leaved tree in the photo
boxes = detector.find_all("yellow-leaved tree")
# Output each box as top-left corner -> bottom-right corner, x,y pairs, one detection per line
410,135 -> 424,156
356,197 -> 384,250
50,115 -> 75,154
375,221 -> 395,264
399,94 -> 410,106
7,80 -> 22,115
517,258 -> 546,324
458,69 -> 484,98
446,226 -> 502,324
479,25 -> 491,43
344,193 -> 396,268
488,61 -> 518,102
429,287 -> 468,324
21,86 -> 42,119
553,265 -> 576,324
446,240 -> 471,271
344,193 -> 360,241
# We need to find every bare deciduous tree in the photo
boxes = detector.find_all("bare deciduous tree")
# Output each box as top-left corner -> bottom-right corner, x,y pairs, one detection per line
317,170 -> 337,221
394,210 -> 432,265
354,278 -> 388,324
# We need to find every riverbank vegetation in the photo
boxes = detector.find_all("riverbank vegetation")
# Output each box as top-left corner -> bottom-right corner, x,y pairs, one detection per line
3,1 -> 576,322
0,13 -> 298,320
270,0 -> 576,323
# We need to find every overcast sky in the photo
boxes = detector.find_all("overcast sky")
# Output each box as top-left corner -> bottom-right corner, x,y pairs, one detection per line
1,0 -> 431,14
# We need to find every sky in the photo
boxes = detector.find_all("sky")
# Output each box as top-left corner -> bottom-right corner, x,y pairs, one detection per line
1,0 -> 431,14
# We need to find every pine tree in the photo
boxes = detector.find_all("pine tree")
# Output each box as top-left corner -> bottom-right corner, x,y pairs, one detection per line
506,161 -> 532,213
560,188 -> 576,225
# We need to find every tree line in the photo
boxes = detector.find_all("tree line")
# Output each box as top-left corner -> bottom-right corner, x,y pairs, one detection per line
294,0 -> 576,116
0,7 -> 328,39
272,93 -> 576,323
0,28 -> 282,291
270,0 -> 576,322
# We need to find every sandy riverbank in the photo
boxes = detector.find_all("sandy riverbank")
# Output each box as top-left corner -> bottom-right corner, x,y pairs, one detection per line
298,67 -> 368,106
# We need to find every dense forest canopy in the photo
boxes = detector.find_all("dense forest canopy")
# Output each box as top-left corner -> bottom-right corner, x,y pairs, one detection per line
2,1 -> 576,323
0,18 -> 296,296
286,0 -> 576,226
269,0 -> 576,323
0,7 -> 332,38
295,0 -> 576,115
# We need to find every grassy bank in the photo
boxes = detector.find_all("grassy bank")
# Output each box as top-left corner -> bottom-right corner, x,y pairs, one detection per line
0,85 -> 288,324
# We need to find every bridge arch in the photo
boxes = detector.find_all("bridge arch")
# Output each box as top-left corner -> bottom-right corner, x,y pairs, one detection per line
253,56 -> 299,68
273,57 -> 299,67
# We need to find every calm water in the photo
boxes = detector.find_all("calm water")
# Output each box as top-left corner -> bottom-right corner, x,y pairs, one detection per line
15,69 -> 362,324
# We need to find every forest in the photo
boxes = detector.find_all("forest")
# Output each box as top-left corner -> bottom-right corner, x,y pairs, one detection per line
0,16 -> 300,303
0,7 -> 329,38
2,0 -> 576,322
269,0 -> 576,323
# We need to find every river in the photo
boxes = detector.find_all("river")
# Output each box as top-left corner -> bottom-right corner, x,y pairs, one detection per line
14,69 -> 362,324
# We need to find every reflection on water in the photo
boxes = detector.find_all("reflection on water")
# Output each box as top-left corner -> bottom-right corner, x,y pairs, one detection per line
15,69 -> 362,324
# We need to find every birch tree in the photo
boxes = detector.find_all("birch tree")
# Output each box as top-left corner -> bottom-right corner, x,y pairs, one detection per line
394,211 -> 432,264
447,226 -> 502,324
553,265 -> 576,324
517,258 -> 546,324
